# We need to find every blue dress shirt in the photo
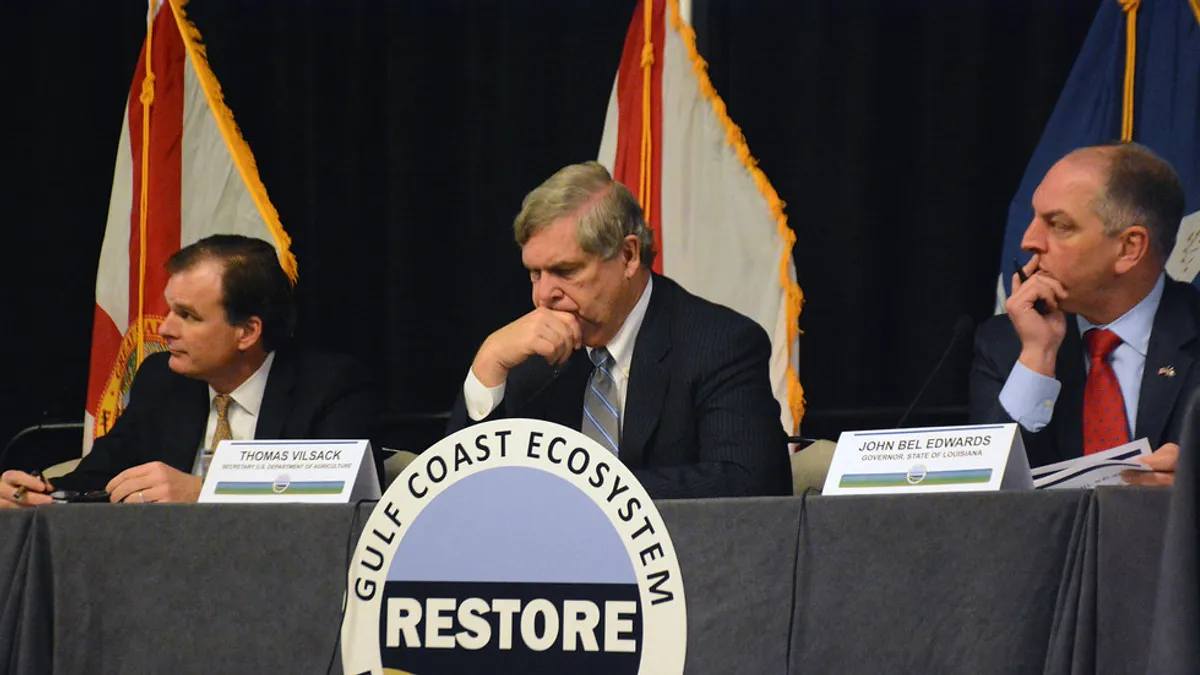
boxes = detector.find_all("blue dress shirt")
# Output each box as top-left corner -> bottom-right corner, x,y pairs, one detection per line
999,274 -> 1165,434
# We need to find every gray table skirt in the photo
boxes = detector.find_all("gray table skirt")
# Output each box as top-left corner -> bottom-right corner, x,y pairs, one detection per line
0,488 -> 1171,674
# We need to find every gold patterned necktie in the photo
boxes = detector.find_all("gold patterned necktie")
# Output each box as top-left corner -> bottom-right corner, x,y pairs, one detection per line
212,394 -> 234,448
198,394 -> 235,479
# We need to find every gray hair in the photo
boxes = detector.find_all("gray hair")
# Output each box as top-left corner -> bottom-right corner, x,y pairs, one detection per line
1086,142 -> 1185,261
513,161 -> 656,267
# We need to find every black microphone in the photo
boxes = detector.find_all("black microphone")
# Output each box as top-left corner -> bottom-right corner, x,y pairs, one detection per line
0,421 -> 84,472
511,358 -> 570,417
895,314 -> 975,428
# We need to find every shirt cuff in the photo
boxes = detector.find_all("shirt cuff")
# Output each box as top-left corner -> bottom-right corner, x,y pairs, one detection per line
999,361 -> 1061,432
464,369 -> 505,421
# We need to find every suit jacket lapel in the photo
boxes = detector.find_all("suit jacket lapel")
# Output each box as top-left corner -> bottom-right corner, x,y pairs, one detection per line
166,377 -> 209,471
1054,322 -> 1085,464
513,350 -> 591,429
255,350 -> 295,439
621,278 -> 671,468
1137,282 -> 1197,446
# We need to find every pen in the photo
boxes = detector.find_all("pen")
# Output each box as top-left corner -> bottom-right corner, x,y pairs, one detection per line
1012,258 -> 1050,316
12,470 -> 44,502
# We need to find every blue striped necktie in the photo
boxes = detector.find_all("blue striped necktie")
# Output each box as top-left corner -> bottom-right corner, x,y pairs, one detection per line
582,348 -> 620,454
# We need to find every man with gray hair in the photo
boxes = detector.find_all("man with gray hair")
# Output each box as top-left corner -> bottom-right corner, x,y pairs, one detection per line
448,161 -> 790,498
970,143 -> 1200,484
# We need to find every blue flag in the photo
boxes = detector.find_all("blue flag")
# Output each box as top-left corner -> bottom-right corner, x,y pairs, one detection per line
997,0 -> 1200,311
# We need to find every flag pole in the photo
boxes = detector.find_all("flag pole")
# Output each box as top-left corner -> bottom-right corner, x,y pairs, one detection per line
136,0 -> 159,368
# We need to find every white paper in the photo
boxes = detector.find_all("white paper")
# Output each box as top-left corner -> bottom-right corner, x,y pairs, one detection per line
1032,438 -> 1153,490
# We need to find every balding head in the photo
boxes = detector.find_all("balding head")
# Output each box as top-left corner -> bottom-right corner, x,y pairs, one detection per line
1072,143 -> 1184,263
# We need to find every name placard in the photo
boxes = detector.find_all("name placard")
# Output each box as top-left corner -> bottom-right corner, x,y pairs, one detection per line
199,439 -> 380,503
822,423 -> 1032,495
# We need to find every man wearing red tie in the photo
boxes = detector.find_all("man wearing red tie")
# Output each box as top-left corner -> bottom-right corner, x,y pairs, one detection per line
970,143 -> 1198,485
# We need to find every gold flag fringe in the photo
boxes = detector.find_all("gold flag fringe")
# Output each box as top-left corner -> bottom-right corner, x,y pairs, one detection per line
663,0 -> 806,429
167,0 -> 299,283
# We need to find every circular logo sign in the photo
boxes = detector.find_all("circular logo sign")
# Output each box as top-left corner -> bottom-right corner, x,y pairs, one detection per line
906,464 -> 928,485
341,419 -> 687,674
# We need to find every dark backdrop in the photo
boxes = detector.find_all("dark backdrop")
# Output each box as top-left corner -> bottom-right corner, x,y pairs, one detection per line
0,0 -> 1101,465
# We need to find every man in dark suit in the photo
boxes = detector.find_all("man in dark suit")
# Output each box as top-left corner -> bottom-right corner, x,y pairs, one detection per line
970,142 -> 1197,483
0,235 -> 374,506
448,161 -> 790,499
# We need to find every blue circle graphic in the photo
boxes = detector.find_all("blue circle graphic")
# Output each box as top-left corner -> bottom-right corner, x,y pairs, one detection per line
387,466 -> 636,585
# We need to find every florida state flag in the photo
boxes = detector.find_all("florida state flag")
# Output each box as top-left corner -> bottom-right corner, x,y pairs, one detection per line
85,0 -> 295,450
598,0 -> 805,433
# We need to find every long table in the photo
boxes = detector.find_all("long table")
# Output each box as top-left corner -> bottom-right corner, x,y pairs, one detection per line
0,488 -> 1170,674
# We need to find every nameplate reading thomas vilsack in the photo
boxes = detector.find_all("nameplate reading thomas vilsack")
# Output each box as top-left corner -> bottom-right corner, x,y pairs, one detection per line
199,439 -> 379,503
822,423 -> 1033,495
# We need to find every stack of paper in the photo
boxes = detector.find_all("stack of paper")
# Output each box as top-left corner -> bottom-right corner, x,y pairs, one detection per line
1032,439 -> 1154,490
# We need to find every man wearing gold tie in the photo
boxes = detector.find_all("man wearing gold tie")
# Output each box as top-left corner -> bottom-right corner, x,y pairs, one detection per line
0,235 -> 375,506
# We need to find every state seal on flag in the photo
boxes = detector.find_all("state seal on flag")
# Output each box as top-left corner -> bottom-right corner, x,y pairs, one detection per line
93,317 -> 168,439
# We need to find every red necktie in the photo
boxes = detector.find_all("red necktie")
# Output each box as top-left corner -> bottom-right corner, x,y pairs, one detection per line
1082,328 -> 1129,455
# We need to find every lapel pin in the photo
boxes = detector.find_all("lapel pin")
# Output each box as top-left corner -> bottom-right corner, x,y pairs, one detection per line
1159,365 -> 1176,378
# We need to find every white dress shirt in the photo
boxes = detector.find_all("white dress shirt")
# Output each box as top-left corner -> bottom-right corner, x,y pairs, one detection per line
464,276 -> 654,429
999,274 -> 1165,434
193,352 -> 276,474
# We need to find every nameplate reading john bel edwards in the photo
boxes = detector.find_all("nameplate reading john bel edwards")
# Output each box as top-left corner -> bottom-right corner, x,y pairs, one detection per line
341,419 -> 687,675
822,423 -> 1033,495
199,439 -> 379,503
